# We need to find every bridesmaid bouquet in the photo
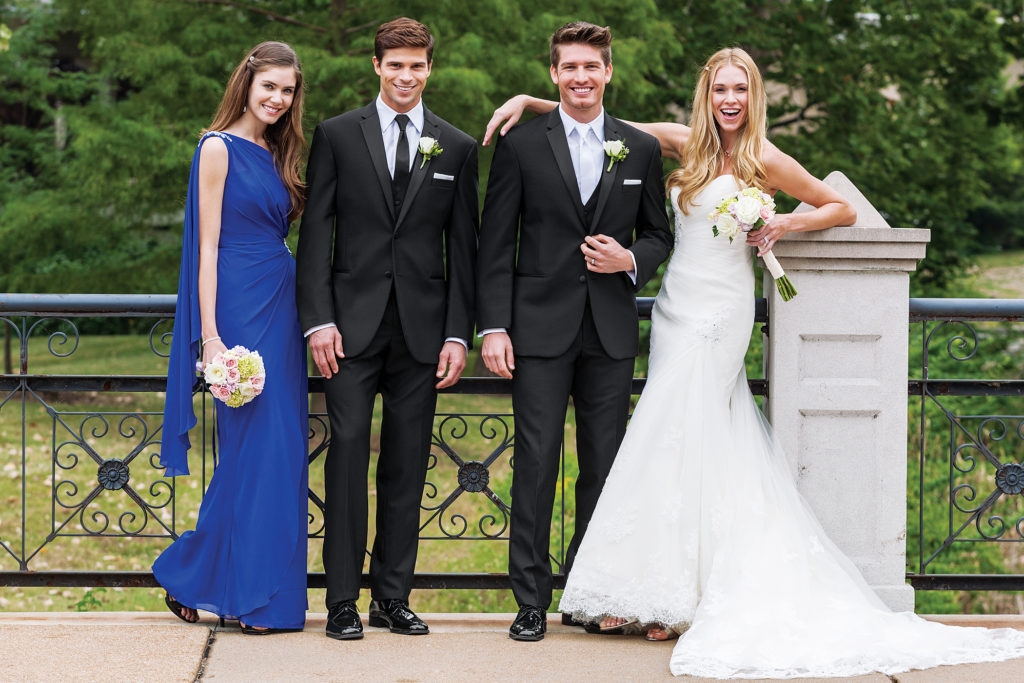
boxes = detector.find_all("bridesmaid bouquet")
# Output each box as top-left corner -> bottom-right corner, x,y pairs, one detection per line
709,188 -> 798,301
201,346 -> 266,408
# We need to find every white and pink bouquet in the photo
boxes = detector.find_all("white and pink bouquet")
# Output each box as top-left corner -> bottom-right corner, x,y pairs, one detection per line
200,346 -> 266,408
709,188 -> 797,301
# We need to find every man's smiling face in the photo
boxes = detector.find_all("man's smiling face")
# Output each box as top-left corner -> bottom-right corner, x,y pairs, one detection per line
551,43 -> 612,122
374,47 -> 432,113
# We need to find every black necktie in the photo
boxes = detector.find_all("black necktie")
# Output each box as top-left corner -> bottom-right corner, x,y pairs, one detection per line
392,113 -> 411,211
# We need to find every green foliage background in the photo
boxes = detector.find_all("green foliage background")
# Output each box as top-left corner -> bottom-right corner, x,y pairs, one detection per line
4,0 -> 1024,294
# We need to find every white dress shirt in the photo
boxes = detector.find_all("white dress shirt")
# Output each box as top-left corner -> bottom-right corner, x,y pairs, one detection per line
480,105 -> 636,340
305,95 -> 467,351
378,95 -> 423,178
559,105 -> 604,204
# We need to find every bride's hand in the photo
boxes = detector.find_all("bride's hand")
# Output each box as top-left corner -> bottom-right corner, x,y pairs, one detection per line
483,95 -> 531,146
747,214 -> 794,255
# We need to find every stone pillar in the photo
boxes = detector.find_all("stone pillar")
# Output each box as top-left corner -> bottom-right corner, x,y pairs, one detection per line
762,171 -> 930,611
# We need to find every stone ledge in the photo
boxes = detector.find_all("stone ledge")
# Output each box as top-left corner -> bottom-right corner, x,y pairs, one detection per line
777,170 -> 931,272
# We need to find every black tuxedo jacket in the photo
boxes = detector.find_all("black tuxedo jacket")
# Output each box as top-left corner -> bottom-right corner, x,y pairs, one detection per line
476,109 -> 672,359
296,101 -> 478,364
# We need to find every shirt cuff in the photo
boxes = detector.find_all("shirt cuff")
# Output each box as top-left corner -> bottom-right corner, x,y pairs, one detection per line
478,328 -> 507,337
445,337 -> 468,350
304,322 -> 336,338
626,249 -> 637,285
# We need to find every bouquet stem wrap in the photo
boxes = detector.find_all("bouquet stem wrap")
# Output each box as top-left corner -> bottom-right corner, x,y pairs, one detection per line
760,250 -> 798,301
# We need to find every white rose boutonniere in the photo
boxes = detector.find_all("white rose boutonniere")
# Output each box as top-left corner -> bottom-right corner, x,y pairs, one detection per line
603,139 -> 629,172
418,137 -> 443,168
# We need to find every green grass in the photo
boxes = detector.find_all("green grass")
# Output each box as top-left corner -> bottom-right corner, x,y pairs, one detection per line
964,249 -> 1024,299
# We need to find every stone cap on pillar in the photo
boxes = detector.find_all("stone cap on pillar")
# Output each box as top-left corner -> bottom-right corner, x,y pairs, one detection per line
768,171 -> 931,272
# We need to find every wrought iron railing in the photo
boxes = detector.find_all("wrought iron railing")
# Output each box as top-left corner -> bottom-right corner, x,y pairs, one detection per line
906,298 -> 1024,591
0,293 -> 768,589
4,294 -> 1023,594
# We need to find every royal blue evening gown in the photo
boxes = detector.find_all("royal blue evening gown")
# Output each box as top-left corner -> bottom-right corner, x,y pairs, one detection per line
155,131 -> 308,629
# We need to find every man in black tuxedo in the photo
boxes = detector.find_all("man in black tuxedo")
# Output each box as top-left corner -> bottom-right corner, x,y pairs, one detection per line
296,17 -> 478,641
477,21 -> 672,641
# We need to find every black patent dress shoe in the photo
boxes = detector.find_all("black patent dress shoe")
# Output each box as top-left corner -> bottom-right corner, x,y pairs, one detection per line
509,606 -> 546,641
326,600 -> 363,640
368,598 -> 429,635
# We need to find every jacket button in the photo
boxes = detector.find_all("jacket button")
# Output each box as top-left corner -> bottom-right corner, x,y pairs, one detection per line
578,275 -> 586,283
385,271 -> 393,279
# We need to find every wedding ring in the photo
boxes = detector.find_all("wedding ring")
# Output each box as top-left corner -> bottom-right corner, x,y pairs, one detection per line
762,237 -> 769,246
591,258 -> 596,265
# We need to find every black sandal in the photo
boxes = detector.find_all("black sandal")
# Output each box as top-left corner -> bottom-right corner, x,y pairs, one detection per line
239,623 -> 301,635
164,594 -> 199,624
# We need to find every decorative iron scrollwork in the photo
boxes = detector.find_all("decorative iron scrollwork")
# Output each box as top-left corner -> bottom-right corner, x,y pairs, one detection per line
148,318 -> 174,358
97,459 -> 130,490
995,463 -> 1024,496
457,461 -> 489,493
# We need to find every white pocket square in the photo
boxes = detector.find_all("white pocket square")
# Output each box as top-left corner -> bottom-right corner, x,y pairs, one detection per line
623,179 -> 642,186
433,172 -> 455,181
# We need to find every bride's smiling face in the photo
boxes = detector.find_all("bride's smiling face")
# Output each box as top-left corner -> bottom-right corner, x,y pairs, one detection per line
710,64 -> 748,134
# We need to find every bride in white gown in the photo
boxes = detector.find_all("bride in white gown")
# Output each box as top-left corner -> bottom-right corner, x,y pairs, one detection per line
486,47 -> 1024,678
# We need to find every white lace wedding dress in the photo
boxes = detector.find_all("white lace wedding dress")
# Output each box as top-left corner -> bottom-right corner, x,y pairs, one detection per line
558,176 -> 1024,678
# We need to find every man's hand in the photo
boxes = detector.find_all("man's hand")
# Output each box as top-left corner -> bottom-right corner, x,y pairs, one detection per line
581,235 -> 634,274
481,332 -> 515,379
435,341 -> 467,389
309,326 -> 345,379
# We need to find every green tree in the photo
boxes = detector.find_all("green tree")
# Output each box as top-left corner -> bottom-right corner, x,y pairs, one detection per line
2,0 -> 1023,294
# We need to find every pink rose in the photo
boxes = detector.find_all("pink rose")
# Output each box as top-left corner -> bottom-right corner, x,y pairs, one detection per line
250,375 -> 264,388
227,368 -> 240,383
212,385 -> 230,400
760,206 -> 773,221
223,357 -> 238,369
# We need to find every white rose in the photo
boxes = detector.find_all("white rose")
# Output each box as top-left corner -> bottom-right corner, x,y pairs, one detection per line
603,140 -> 624,156
418,137 -> 437,154
238,383 -> 257,398
734,196 -> 762,225
716,213 -> 741,239
204,364 -> 227,385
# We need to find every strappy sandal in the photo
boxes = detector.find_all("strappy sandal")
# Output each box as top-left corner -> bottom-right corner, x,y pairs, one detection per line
583,616 -> 638,635
164,594 -> 199,624
600,616 -> 638,632
239,623 -> 302,635
644,624 -> 679,641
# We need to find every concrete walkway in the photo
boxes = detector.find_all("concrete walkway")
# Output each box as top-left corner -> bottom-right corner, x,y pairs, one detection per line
0,612 -> 1022,682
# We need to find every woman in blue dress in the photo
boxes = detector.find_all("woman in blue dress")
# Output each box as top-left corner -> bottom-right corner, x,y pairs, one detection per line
155,41 -> 309,634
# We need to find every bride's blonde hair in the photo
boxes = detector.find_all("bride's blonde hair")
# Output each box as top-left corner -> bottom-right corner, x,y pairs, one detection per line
668,48 -> 768,214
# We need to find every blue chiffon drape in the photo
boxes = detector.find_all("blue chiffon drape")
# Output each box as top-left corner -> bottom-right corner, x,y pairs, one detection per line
155,132 -> 308,629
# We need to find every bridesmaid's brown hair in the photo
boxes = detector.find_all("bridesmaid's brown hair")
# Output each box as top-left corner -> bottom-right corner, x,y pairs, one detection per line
207,41 -> 307,221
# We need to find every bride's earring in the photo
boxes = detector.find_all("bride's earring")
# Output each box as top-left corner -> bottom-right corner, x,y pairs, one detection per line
242,105 -> 247,113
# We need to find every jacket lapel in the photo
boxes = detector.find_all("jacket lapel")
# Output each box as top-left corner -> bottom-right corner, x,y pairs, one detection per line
589,112 -> 621,234
394,106 -> 441,232
545,109 -> 587,226
359,103 -> 396,221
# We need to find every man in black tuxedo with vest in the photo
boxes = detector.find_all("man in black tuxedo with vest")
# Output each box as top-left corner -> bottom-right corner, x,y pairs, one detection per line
477,22 -> 672,641
297,18 -> 478,641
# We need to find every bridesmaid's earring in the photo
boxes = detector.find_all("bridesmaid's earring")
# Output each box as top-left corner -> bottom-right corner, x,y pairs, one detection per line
242,105 -> 247,113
